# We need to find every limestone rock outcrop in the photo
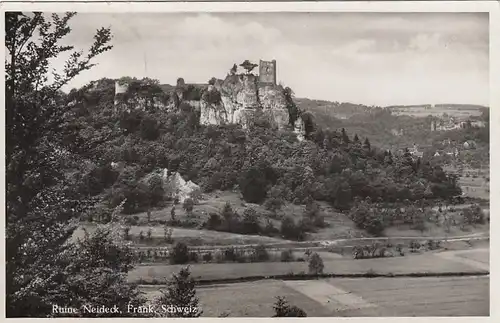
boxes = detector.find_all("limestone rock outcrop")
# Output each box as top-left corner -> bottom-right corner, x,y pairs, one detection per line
161,169 -> 202,203
198,73 -> 292,131
143,169 -> 202,204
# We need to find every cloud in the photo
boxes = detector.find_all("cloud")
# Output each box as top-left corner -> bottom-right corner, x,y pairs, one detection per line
52,12 -> 488,106
408,33 -> 443,52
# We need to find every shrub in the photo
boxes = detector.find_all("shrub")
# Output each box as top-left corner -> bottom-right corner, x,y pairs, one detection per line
280,216 -> 306,241
463,204 -> 486,225
280,249 -> 294,262
163,226 -> 173,243
396,244 -> 405,256
242,208 -> 261,235
202,252 -> 213,263
409,241 -> 421,253
205,213 -> 222,230
183,198 -> 195,215
170,242 -> 189,265
366,268 -> 377,277
273,296 -> 307,317
223,247 -> 239,262
250,244 -> 269,262
147,228 -> 153,241
264,197 -> 283,212
188,251 -> 199,263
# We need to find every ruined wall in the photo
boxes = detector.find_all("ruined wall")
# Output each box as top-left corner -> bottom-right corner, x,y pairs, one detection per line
258,83 -> 288,130
114,80 -> 169,112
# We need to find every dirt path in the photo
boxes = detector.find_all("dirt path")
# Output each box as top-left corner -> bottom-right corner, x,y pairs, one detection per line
169,231 -> 489,252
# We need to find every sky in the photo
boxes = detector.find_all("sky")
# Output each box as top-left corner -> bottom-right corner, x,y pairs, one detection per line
52,12 -> 489,106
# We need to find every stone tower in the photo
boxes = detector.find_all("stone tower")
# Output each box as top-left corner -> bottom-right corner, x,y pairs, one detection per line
259,59 -> 277,85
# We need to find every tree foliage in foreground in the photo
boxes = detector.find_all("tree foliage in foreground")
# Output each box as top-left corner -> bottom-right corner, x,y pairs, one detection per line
154,266 -> 203,317
5,12 -> 145,317
273,296 -> 307,317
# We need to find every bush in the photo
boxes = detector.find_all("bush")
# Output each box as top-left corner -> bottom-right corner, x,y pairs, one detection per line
163,226 -> 173,243
463,204 -> 486,225
223,247 -> 242,262
280,216 -> 306,241
409,241 -> 421,253
188,251 -> 199,263
202,252 -> 213,263
264,197 -> 283,212
280,249 -> 294,262
242,208 -> 261,235
273,296 -> 307,317
183,198 -> 195,214
170,242 -> 189,264
250,244 -> 269,262
205,213 -> 222,230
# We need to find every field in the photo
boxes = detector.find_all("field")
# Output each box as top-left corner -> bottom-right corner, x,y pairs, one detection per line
389,106 -> 483,119
128,248 -> 489,283
140,275 -> 489,317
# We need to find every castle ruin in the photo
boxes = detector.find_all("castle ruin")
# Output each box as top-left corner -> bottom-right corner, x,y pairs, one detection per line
111,59 -> 305,139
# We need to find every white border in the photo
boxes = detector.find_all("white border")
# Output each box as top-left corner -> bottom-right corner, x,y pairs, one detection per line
0,1 -> 498,322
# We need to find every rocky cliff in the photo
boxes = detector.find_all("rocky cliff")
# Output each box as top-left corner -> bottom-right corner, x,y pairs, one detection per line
199,73 -> 294,131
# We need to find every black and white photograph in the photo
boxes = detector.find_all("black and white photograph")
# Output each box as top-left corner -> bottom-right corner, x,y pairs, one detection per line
4,1 -> 496,319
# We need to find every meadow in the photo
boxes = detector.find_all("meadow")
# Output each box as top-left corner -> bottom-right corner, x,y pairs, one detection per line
140,275 -> 489,317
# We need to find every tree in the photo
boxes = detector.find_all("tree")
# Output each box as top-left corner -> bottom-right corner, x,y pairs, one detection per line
170,242 -> 190,265
341,128 -> 350,145
229,63 -> 237,75
363,138 -> 371,150
280,216 -> 305,241
273,296 -> 307,317
154,267 -> 202,317
283,86 -> 299,126
238,166 -> 269,203
182,198 -> 194,216
170,206 -> 176,221
239,59 -> 258,74
63,227 -> 148,317
308,252 -> 324,275
242,207 -> 261,234
5,12 -> 145,317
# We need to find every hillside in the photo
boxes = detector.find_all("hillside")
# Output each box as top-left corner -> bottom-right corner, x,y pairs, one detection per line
60,75 -> 471,244
295,97 -> 489,152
